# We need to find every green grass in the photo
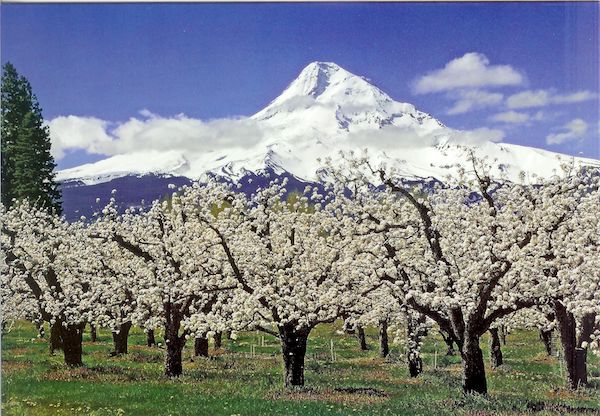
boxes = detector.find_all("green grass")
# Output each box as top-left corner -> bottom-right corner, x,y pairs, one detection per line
2,322 -> 599,415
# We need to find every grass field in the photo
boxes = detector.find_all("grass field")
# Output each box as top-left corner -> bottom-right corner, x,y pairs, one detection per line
1,321 -> 599,415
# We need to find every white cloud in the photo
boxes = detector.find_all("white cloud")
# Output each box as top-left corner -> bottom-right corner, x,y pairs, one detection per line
138,108 -> 159,118
345,123 -> 504,151
450,127 -> 505,144
489,110 -> 544,124
546,118 -> 588,145
490,111 -> 530,124
48,113 -> 266,161
506,90 -> 550,109
446,90 -> 503,115
507,89 -> 597,109
48,116 -> 113,160
553,90 -> 597,104
413,52 -> 524,94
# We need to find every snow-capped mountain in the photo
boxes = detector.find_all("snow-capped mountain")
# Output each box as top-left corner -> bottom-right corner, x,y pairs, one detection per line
57,61 -> 599,218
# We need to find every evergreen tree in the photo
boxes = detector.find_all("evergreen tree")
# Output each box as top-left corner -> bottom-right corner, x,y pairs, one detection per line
1,62 -> 61,213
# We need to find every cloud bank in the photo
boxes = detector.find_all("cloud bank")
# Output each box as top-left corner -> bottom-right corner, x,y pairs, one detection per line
49,112 -> 266,160
49,110 -> 506,165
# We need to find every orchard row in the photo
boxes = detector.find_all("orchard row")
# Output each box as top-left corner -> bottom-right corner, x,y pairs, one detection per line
2,155 -> 598,395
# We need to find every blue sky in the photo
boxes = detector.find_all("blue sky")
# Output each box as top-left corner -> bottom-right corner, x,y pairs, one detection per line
1,3 -> 598,169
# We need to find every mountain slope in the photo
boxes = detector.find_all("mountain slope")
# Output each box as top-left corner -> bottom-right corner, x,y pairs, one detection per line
57,61 -> 599,188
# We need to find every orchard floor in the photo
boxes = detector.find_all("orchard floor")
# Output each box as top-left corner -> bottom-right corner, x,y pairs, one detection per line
1,322 -> 599,416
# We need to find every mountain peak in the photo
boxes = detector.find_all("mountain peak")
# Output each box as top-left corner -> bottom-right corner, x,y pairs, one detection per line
253,61 -> 397,121
296,61 -> 345,97
252,61 -> 444,134
282,61 -> 358,100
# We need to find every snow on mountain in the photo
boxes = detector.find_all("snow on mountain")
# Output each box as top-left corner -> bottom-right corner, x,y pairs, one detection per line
252,62 -> 443,133
57,150 -> 189,185
57,61 -> 599,187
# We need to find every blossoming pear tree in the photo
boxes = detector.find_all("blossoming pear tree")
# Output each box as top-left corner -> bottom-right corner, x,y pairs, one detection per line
184,177 -> 382,387
530,176 -> 600,388
1,201 -> 95,366
325,151 -> 597,394
91,188 -> 235,377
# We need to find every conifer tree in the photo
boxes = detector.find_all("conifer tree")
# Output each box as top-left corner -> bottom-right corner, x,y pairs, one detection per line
1,62 -> 61,213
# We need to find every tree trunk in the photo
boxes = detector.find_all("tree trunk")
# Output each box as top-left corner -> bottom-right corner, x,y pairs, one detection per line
165,338 -> 184,377
379,320 -> 389,358
342,317 -> 355,334
146,329 -> 156,347
37,322 -> 46,339
577,313 -> 597,347
460,334 -> 487,394
489,328 -> 503,368
164,320 -> 185,378
408,352 -> 423,377
111,322 -> 132,355
575,348 -> 588,386
213,331 -> 222,349
539,329 -> 553,356
440,330 -> 455,356
225,330 -> 232,340
499,324 -> 507,345
357,326 -> 368,351
90,324 -> 97,342
406,313 -> 427,377
60,323 -> 84,367
574,313 -> 596,387
49,321 -> 63,354
194,337 -> 209,357
279,324 -> 310,388
553,300 -> 583,389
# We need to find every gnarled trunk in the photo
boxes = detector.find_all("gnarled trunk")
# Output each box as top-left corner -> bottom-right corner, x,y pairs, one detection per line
213,331 -> 222,349
407,313 -> 427,377
146,329 -> 156,347
440,329 -> 455,356
578,313 -> 596,347
575,348 -> 588,386
49,321 -> 63,354
165,337 -> 184,377
90,324 -> 97,342
60,323 -> 85,367
498,324 -> 507,345
194,336 -> 209,357
489,328 -> 503,368
553,300 -> 584,389
111,322 -> 132,355
379,320 -> 389,358
279,324 -> 310,388
342,317 -> 355,334
461,334 -> 487,394
163,305 -> 186,378
408,352 -> 423,377
574,313 -> 596,387
37,322 -> 46,339
357,326 -> 368,351
539,329 -> 553,356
